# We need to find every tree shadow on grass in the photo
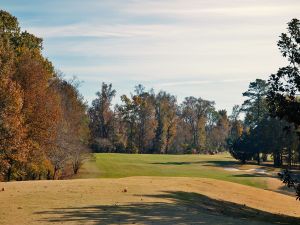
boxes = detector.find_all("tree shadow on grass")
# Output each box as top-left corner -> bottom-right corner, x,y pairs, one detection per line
150,160 -> 241,167
151,161 -> 200,165
35,191 -> 300,225
151,160 -> 266,167
232,173 -> 276,178
151,160 -> 276,171
203,160 -> 277,168
202,160 -> 245,167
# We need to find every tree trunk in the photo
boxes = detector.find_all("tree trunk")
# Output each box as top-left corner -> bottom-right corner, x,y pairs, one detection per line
273,150 -> 282,167
288,148 -> 292,169
6,167 -> 12,182
73,161 -> 80,174
53,166 -> 58,180
262,153 -> 268,162
47,170 -> 51,180
165,133 -> 170,154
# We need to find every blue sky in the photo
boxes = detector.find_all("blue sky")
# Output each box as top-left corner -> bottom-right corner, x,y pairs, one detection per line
1,0 -> 300,112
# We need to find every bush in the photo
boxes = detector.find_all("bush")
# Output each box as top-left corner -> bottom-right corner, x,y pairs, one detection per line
229,134 -> 255,164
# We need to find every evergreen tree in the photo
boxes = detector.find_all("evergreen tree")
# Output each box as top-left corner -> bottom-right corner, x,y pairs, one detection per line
242,79 -> 269,128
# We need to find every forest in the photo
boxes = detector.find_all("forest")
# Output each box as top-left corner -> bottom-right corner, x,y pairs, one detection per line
0,10 -> 300,186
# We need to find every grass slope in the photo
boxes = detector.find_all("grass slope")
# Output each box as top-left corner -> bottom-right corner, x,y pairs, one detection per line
1,177 -> 299,225
77,153 -> 278,189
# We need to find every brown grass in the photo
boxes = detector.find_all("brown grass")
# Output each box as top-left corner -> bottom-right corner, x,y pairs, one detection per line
1,177 -> 300,225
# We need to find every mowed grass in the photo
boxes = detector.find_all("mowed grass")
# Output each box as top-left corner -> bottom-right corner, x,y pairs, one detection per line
77,153 -> 278,189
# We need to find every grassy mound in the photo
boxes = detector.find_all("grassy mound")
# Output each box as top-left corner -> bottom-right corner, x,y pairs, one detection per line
1,177 -> 299,225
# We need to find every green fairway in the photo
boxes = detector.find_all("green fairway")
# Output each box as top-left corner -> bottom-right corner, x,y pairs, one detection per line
77,153 -> 278,189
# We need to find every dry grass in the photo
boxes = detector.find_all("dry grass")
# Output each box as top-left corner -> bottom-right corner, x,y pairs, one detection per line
1,177 -> 300,225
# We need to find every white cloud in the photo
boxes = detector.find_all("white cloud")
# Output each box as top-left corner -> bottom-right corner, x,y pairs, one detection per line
29,24 -> 176,38
157,78 -> 252,87
119,0 -> 300,18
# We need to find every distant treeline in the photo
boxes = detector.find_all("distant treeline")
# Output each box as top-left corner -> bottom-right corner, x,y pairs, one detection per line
88,78 -> 300,170
88,83 -> 238,155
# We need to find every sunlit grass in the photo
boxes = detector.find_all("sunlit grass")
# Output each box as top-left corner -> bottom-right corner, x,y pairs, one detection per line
77,153 -> 271,189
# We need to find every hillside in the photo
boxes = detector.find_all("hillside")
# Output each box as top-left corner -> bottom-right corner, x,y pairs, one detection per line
1,177 -> 300,225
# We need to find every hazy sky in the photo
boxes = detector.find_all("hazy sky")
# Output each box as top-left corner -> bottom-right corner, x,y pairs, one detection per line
1,0 -> 300,112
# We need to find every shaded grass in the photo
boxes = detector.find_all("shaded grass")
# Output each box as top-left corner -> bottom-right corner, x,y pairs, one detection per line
77,153 -> 273,189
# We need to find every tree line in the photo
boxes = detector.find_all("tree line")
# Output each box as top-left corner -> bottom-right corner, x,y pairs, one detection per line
0,10 -> 89,181
88,83 -> 240,155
